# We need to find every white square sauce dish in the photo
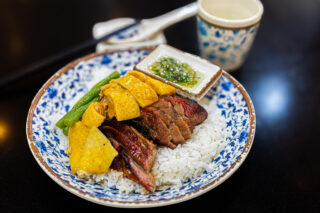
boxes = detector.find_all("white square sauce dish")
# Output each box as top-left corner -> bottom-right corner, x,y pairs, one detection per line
134,44 -> 222,101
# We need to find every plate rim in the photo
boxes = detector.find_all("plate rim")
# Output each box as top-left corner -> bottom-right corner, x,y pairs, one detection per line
26,47 -> 256,208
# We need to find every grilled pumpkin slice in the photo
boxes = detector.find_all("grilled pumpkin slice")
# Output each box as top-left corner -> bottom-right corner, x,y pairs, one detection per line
128,71 -> 176,96
103,84 -> 140,121
68,121 -> 90,174
77,126 -> 118,174
117,74 -> 158,108
81,102 -> 106,127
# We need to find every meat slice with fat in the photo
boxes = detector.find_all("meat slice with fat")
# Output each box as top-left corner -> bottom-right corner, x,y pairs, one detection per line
101,121 -> 157,193
149,98 -> 190,142
101,120 -> 157,172
133,95 -> 207,149
139,108 -> 177,149
123,152 -> 155,193
172,95 -> 208,126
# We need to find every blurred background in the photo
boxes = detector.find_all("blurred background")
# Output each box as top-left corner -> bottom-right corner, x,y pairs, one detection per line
0,0 -> 320,212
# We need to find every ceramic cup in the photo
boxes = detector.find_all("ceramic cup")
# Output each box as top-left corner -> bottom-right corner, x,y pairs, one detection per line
197,0 -> 264,71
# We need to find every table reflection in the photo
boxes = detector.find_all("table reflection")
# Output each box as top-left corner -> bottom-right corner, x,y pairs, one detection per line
253,73 -> 291,122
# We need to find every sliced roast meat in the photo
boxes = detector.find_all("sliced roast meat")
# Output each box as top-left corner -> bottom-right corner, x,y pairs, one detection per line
101,121 -> 157,193
133,95 -> 207,149
168,123 -> 185,144
101,121 -> 157,172
123,152 -> 155,193
162,95 -> 194,132
150,98 -> 190,141
172,95 -> 208,126
145,106 -> 185,144
109,137 -> 121,152
109,138 -> 122,171
121,156 -> 138,182
139,108 -> 177,149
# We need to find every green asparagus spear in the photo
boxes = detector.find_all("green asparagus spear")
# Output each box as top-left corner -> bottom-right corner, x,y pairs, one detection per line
72,71 -> 120,109
56,71 -> 120,128
56,114 -> 69,129
63,96 -> 100,127
63,126 -> 69,136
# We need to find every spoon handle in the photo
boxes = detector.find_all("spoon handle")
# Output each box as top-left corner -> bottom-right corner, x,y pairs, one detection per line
148,2 -> 198,31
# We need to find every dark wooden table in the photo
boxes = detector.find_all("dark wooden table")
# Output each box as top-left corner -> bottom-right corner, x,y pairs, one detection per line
1,0 -> 319,212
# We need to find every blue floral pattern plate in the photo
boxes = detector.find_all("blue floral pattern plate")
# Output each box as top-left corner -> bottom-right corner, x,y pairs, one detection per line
26,48 -> 256,208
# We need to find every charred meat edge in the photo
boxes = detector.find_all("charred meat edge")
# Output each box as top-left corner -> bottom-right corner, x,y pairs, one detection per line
123,152 -> 155,193
101,121 -> 156,172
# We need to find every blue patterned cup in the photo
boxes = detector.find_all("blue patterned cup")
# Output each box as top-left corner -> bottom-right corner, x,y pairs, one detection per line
197,0 -> 263,71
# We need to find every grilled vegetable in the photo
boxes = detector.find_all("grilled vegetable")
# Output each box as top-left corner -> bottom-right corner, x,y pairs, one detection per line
100,79 -> 120,95
56,71 -> 120,128
82,102 -> 106,127
77,126 -> 118,174
127,70 -> 148,81
103,84 -> 140,121
72,71 -> 120,109
63,96 -> 100,127
63,126 -> 70,136
117,75 -> 158,108
128,71 -> 176,96
68,121 -> 90,174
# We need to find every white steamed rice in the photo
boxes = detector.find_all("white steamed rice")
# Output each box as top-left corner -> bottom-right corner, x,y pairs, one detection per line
84,100 -> 229,194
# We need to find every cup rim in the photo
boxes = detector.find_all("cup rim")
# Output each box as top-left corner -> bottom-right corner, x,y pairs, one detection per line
198,0 -> 264,28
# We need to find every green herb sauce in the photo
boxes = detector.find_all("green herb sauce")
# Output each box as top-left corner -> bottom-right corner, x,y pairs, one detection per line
149,57 -> 200,88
